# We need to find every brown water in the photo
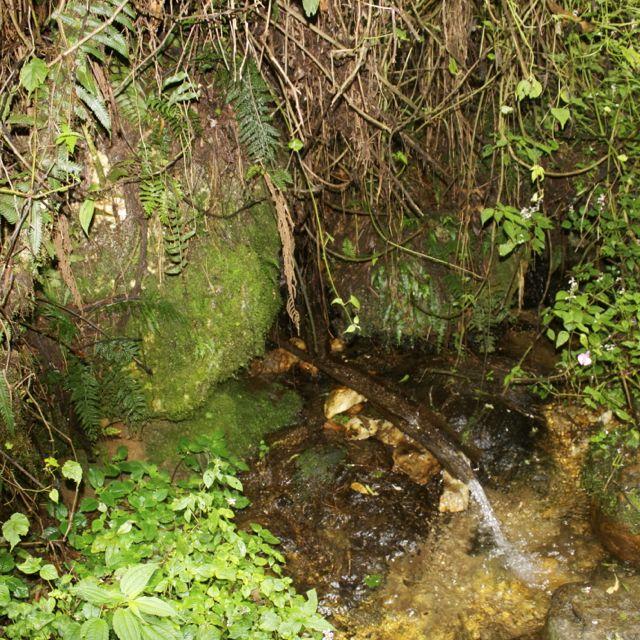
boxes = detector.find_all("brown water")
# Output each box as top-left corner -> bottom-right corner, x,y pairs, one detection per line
240,339 -> 605,638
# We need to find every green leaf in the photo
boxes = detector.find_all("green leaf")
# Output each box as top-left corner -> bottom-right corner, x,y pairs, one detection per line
81,618 -> 109,640
49,488 -> 59,503
498,241 -> 515,257
79,199 -> 96,236
556,330 -> 570,348
74,579 -> 123,606
39,563 -> 59,580
448,56 -> 458,75
302,0 -> 320,17
113,608 -> 142,640
531,164 -> 545,182
133,596 -> 178,617
119,563 -> 158,598
0,583 -> 10,607
17,554 -> 42,574
550,107 -> 570,129
20,57 -> 48,93
288,138 -> 304,152
480,208 -> 494,225
2,513 -> 29,550
62,460 -> 83,485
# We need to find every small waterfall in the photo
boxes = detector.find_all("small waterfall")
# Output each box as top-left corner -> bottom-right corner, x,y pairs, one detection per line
468,478 -> 542,585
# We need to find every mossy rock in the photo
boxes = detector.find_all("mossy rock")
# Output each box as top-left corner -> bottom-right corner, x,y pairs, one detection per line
583,430 -> 640,536
134,203 -> 281,419
144,378 -> 302,462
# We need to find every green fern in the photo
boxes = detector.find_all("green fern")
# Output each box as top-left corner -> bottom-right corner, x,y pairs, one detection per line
65,357 -> 101,441
227,61 -> 280,165
0,372 -> 15,434
94,340 -> 147,426
0,194 -> 21,225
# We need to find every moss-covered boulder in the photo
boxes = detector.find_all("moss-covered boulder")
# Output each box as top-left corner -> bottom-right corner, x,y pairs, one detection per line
136,203 -> 281,419
583,429 -> 640,566
143,378 -> 302,462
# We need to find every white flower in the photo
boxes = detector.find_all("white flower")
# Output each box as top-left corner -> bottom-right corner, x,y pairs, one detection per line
227,497 -> 237,506
577,351 -> 592,366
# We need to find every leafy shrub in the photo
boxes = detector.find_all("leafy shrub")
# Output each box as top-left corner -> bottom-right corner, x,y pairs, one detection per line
0,435 -> 332,639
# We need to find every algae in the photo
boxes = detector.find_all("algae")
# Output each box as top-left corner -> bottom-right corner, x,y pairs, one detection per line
144,377 -> 302,462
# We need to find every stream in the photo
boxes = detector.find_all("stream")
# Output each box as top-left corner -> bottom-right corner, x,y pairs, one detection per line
237,335 -> 607,639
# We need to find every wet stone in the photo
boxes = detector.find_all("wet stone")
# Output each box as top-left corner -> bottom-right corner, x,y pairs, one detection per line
544,569 -> 640,640
237,423 -> 439,614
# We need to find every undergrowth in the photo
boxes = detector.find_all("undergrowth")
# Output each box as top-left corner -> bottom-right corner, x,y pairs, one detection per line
0,435 -> 332,639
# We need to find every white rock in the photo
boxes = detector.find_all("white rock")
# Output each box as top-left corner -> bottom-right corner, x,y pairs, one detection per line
323,386 -> 367,420
438,470 -> 470,513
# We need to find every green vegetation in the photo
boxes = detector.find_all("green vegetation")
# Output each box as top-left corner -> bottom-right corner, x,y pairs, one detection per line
145,379 -> 302,462
583,427 -> 640,534
0,437 -> 332,639
135,206 -> 281,420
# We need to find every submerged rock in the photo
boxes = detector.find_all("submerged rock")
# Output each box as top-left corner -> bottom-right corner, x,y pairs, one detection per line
544,570 -> 640,640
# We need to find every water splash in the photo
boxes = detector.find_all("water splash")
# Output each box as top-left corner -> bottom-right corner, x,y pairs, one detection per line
468,478 -> 544,586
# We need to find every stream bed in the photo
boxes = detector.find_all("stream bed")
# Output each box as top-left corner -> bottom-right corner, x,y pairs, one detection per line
237,337 -> 610,639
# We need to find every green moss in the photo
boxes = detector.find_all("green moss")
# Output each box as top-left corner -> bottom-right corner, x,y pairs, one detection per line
583,429 -> 640,534
136,202 -> 281,419
144,378 -> 302,462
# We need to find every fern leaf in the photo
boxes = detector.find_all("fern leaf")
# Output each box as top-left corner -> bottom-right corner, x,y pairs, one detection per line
228,61 -> 280,165
65,357 -> 101,441
0,194 -> 22,224
0,372 -> 15,434
75,84 -> 111,132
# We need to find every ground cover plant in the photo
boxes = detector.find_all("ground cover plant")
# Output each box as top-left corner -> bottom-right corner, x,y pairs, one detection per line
0,435 -> 332,639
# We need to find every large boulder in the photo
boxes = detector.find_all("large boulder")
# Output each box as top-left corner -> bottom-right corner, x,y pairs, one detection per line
583,431 -> 640,567
544,569 -> 640,640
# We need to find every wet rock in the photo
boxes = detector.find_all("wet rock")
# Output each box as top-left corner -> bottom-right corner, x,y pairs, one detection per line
324,386 -> 367,420
438,470 -> 470,513
441,395 -> 541,480
544,571 -> 640,640
543,402 -> 601,479
392,442 -> 441,486
592,463 -> 640,568
344,416 -> 379,440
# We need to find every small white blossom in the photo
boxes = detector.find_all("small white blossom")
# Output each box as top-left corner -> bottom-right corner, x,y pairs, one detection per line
577,351 -> 592,366
227,497 -> 237,506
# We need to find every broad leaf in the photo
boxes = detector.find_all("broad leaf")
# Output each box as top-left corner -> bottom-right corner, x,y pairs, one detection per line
2,513 -> 29,550
79,199 -> 96,236
20,57 -> 48,93
39,563 -> 59,580
133,596 -> 178,617
119,563 -> 158,598
551,107 -> 570,129
81,617 -> 109,640
74,579 -> 123,606
17,554 -> 42,574
113,608 -> 142,640
62,460 -> 83,485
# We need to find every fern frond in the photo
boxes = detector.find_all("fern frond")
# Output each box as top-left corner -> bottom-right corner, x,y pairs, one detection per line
0,372 -> 15,434
75,84 -> 111,132
227,61 -> 280,165
65,357 -> 101,441
0,194 -> 22,224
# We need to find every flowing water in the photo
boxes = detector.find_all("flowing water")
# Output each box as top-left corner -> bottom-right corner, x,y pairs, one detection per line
239,337 -> 607,638
468,478 -> 543,587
